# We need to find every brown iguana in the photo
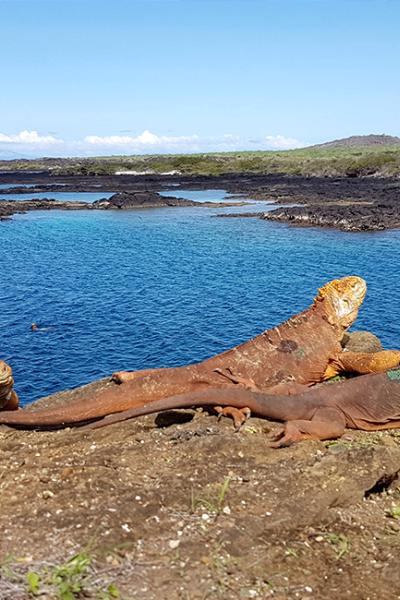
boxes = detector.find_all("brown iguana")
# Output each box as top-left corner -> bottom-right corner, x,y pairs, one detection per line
83,368 -> 400,447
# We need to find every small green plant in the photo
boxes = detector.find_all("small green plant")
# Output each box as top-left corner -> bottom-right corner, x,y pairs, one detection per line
0,550 -> 122,599
50,551 -> 92,599
98,583 -> 121,599
191,476 -> 232,515
325,533 -> 350,559
26,571 -> 41,595
386,506 -> 400,519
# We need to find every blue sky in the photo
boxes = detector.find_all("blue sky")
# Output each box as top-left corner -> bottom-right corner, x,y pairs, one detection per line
0,0 -> 399,157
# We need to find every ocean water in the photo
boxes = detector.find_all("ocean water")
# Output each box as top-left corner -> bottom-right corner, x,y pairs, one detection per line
0,183 -> 36,189
0,189 -> 399,405
159,188 -> 247,203
0,191 -> 112,202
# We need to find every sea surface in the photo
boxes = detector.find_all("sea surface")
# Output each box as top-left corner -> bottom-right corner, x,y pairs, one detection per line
0,191 -> 113,202
0,188 -> 399,405
159,188 -> 246,203
0,183 -> 36,189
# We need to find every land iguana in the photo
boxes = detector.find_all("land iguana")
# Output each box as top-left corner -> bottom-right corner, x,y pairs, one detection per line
0,275 -> 400,429
82,368 -> 400,447
0,360 -> 19,411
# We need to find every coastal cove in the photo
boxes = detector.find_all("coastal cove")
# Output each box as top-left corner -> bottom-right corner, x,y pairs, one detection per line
1,181 -> 400,405
2,1 -> 400,594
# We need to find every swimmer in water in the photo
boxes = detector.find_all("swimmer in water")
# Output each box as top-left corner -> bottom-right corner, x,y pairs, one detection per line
30,322 -> 55,332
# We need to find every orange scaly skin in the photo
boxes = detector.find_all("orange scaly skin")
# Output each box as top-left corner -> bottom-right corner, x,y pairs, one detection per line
0,276 -> 375,428
323,350 -> 400,379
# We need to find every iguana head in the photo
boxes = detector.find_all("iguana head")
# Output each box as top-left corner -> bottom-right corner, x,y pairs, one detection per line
314,276 -> 367,329
0,360 -> 14,408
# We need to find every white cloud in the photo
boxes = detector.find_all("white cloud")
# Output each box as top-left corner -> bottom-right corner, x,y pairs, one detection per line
84,129 -> 199,147
0,130 -> 62,145
0,128 -> 304,157
264,135 -> 303,150
80,131 -> 305,155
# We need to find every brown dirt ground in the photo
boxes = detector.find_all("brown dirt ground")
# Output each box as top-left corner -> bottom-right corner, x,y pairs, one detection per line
1,379 -> 400,599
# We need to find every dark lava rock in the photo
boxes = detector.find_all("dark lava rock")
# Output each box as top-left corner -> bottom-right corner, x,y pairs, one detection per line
215,212 -> 264,218
94,191 -> 199,209
263,203 -> 400,232
0,198 -> 92,219
2,172 -> 400,231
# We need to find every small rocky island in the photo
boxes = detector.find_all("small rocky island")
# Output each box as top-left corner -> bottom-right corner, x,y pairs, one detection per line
0,189 -> 247,221
92,190 -> 245,210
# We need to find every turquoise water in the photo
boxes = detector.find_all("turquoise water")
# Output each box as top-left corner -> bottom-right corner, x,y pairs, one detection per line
159,188 -> 248,203
0,190 -> 399,405
0,191 -> 112,202
0,183 -> 36,189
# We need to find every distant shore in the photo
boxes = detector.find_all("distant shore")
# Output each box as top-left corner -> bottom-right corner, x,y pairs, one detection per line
0,171 -> 399,231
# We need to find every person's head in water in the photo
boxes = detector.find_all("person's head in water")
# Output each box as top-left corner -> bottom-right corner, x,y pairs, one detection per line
31,323 -> 38,331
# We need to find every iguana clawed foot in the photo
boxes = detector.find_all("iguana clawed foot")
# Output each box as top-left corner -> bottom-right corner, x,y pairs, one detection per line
269,423 -> 303,448
214,405 -> 251,431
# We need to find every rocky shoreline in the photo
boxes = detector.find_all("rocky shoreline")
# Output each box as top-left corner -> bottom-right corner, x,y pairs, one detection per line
217,203 -> 400,232
0,198 -> 91,221
264,203 -> 400,232
0,190 -> 247,220
0,172 -> 399,231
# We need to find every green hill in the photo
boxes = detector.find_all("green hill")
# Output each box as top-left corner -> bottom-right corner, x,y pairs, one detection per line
309,134 -> 400,149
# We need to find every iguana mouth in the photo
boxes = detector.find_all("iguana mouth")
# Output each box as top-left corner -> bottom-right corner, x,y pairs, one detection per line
314,275 -> 367,328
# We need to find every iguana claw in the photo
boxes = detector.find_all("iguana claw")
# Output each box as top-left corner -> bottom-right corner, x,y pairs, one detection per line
214,406 -> 251,431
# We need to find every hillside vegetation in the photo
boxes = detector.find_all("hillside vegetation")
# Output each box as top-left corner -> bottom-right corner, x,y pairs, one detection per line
1,136 -> 400,178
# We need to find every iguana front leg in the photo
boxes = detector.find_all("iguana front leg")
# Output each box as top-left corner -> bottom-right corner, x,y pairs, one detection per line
324,350 -> 400,379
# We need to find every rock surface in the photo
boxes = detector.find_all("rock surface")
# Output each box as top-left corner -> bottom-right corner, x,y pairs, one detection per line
94,190 -> 247,210
263,203 -> 400,232
0,198 -> 92,220
0,378 -> 400,598
1,172 -> 400,230
341,331 -> 383,353
93,190 -> 198,209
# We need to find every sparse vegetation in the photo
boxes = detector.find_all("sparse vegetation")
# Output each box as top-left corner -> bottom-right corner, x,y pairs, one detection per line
0,551 -> 121,600
191,475 -> 232,515
386,506 -> 400,520
325,533 -> 351,559
2,137 -> 400,178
